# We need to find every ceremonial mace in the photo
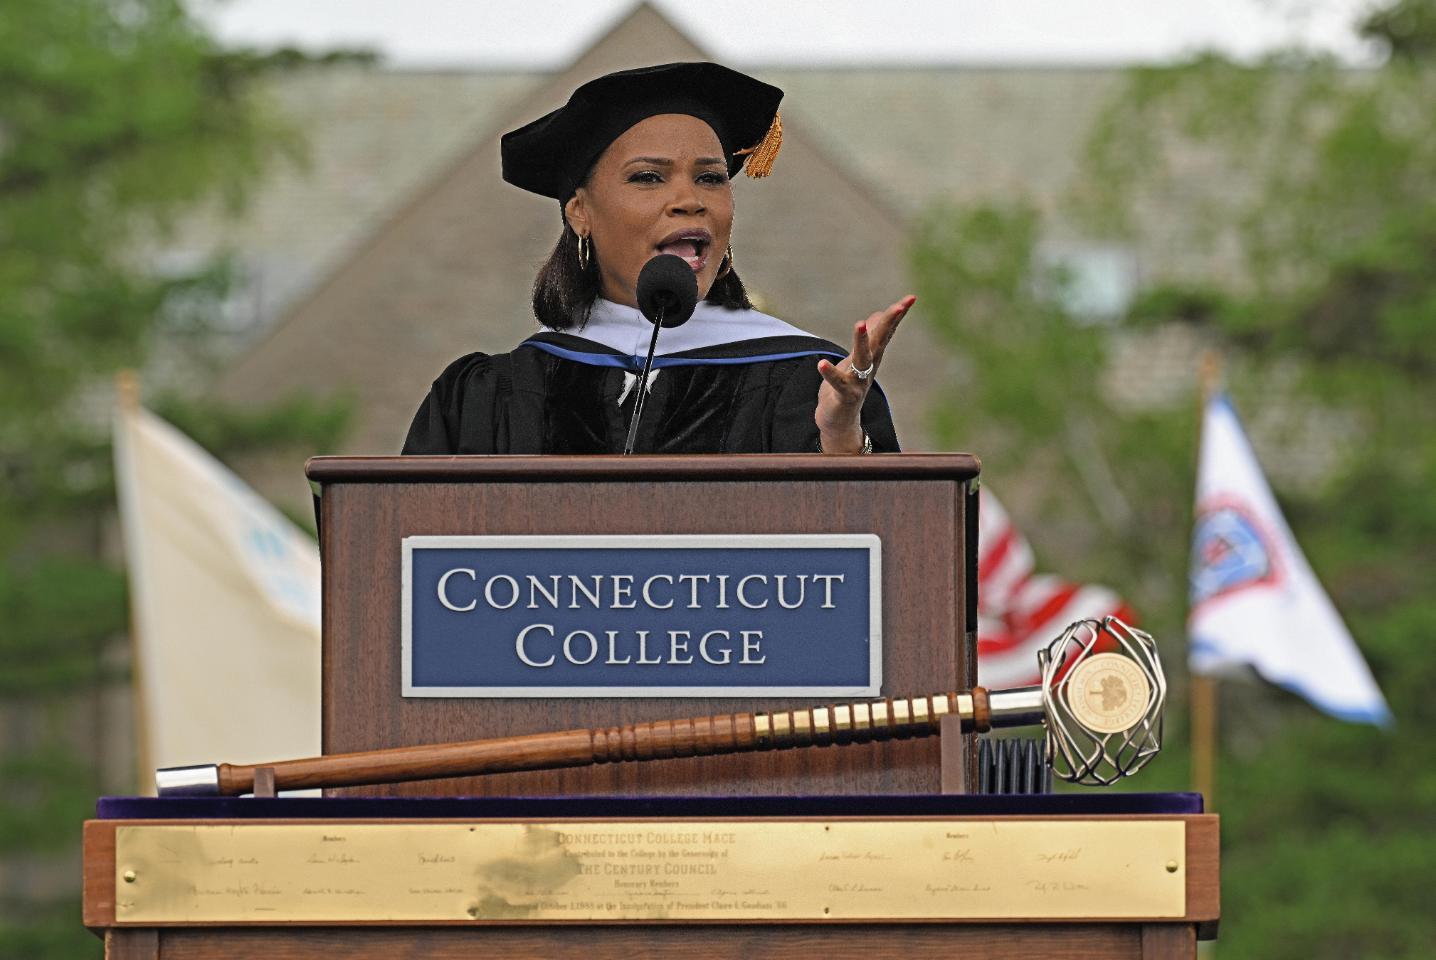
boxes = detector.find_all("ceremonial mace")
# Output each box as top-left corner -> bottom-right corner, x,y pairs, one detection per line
157,617 -> 1165,797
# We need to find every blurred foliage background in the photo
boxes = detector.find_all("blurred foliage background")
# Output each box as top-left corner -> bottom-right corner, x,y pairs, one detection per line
0,2 -> 349,955
913,2 -> 1436,956
3,0 -> 1435,957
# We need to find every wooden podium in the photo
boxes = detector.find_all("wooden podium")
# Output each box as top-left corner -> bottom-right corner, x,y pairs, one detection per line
84,455 -> 1220,958
312,454 -> 983,797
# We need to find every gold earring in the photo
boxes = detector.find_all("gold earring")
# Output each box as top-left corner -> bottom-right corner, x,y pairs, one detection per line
577,233 -> 591,271
716,245 -> 734,280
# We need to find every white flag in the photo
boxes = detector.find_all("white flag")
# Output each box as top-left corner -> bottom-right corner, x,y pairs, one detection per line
114,403 -> 322,782
1189,394 -> 1390,725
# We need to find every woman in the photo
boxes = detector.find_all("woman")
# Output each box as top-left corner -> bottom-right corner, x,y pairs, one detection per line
402,62 -> 914,456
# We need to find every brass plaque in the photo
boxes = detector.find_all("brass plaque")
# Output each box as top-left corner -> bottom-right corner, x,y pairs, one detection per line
115,819 -> 1185,923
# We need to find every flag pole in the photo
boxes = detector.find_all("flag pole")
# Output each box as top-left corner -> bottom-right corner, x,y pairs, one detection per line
1191,352 -> 1223,810
113,370 -> 154,795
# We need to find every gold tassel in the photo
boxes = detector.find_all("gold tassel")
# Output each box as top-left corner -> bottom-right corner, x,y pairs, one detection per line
736,111 -> 782,179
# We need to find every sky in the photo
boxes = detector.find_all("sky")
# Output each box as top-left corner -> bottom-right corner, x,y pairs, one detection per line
191,0 -> 1383,68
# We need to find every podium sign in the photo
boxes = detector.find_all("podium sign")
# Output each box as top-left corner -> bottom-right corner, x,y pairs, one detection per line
403,534 -> 881,698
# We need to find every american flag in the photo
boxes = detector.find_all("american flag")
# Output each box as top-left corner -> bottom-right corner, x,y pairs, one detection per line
976,490 -> 1133,687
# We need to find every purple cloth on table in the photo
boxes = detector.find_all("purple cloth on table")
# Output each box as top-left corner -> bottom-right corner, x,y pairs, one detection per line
98,793 -> 1202,820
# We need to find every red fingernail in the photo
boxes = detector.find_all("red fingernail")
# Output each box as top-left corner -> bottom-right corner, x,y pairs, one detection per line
858,323 -> 868,335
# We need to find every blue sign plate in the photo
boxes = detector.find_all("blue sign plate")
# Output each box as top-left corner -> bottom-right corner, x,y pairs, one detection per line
402,535 -> 881,698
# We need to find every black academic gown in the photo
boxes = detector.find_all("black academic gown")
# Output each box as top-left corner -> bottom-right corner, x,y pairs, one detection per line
402,331 -> 900,455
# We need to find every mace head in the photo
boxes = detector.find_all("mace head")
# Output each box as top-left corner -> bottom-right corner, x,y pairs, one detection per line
1037,617 -> 1167,786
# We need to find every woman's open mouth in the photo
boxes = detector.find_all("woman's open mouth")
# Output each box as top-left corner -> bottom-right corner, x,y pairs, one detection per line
656,229 -> 712,272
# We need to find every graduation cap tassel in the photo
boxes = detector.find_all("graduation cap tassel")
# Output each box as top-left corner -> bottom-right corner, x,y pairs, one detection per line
737,111 -> 783,179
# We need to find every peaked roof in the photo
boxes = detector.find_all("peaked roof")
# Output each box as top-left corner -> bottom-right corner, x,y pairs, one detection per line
176,68 -> 538,337
194,4 -> 1133,351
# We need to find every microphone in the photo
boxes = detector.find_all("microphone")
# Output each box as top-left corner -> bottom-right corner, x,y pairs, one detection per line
636,253 -> 699,327
623,255 -> 698,454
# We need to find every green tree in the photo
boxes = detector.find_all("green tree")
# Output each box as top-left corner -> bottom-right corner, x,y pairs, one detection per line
913,2 -> 1436,956
0,3 -> 352,955
912,201 -> 1198,645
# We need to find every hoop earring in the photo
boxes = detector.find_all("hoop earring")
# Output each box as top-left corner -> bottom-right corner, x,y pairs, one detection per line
577,233 -> 591,271
716,245 -> 734,280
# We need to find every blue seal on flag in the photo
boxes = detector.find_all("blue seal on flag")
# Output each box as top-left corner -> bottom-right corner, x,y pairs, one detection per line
1190,501 -> 1279,606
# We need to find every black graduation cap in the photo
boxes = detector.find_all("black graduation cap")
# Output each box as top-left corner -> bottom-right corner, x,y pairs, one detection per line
501,62 -> 784,201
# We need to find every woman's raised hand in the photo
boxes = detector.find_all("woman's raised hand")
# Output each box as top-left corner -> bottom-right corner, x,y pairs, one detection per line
815,295 -> 916,453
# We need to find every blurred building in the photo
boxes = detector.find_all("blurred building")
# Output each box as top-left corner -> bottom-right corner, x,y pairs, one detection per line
155,0 -> 1357,536
169,4 -> 1215,491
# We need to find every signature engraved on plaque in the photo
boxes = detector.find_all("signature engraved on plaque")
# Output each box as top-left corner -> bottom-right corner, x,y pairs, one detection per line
925,882 -> 992,895
1064,653 -> 1152,734
1029,879 -> 1092,894
1037,847 -> 1083,863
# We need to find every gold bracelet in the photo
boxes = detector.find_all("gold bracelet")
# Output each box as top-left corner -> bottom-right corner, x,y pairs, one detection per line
816,431 -> 873,454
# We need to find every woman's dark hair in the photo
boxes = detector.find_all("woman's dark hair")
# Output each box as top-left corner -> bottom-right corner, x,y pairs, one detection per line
532,212 -> 753,330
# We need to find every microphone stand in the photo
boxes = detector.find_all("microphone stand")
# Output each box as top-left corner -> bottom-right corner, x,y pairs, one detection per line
622,303 -> 665,455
